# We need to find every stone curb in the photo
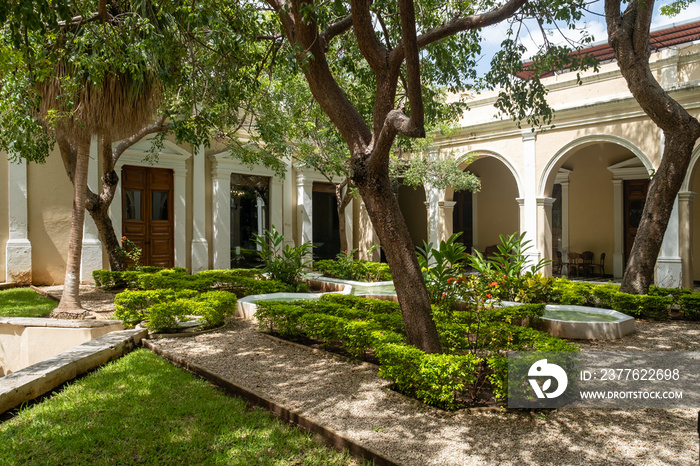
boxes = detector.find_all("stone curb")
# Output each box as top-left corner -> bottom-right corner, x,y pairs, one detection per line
0,328 -> 148,415
143,339 -> 399,466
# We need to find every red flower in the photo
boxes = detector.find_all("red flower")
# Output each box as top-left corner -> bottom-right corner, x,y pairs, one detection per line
489,281 -> 498,288
442,293 -> 447,297
122,236 -> 127,241
486,293 -> 492,299
447,278 -> 455,283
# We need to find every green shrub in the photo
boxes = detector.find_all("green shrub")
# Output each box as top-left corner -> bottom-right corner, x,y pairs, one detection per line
590,284 -> 619,308
147,299 -> 193,332
480,304 -> 545,325
610,292 -> 672,320
197,269 -> 294,297
114,289 -> 198,324
551,279 -> 594,305
195,290 -> 238,328
314,251 -> 392,282
92,270 -> 126,290
255,302 -> 309,337
679,292 -> 700,320
253,227 -> 313,287
375,343 -> 480,410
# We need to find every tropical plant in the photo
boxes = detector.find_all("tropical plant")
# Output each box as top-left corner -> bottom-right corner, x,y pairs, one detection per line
252,228 -> 313,288
417,233 -> 470,304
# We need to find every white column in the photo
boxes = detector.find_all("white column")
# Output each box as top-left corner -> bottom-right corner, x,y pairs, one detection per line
560,180 -> 570,260
536,197 -> 556,275
296,173 -> 313,246
471,191 -> 479,252
358,202 -> 380,261
438,200 -> 457,243
6,157 -> 32,284
173,168 -> 187,268
612,179 -> 624,278
424,182 -> 440,246
211,161 -> 231,270
344,196 -> 354,254
282,161 -> 295,247
656,194 -> 683,287
270,178 -> 285,236
81,135 -> 103,282
679,191 -> 695,289
191,144 -> 209,272
522,131 -> 540,265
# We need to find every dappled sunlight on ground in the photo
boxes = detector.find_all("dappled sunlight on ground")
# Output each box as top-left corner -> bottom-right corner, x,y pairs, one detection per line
152,318 -> 698,465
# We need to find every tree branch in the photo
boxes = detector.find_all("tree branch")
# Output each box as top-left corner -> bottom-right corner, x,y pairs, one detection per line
397,0 -> 425,136
390,0 -> 528,64
351,0 -> 389,73
112,115 -> 169,163
320,15 -> 353,52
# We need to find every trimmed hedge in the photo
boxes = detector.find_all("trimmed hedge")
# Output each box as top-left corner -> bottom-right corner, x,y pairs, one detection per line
94,267 -> 296,297
550,279 -> 690,321
114,289 -> 237,332
255,294 -> 575,409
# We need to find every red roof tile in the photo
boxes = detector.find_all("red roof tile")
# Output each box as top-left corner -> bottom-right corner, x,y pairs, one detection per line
517,19 -> 700,79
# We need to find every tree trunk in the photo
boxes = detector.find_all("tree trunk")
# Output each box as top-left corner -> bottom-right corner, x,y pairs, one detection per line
86,168 -> 125,271
606,0 -> 700,293
354,163 -> 442,353
53,137 -> 91,316
621,132 -> 699,293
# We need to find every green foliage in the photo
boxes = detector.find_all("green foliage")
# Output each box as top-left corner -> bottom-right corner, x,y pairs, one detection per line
417,232 -> 470,304
550,278 -> 678,321
679,292 -> 700,320
253,227 -> 313,287
114,289 -> 198,324
255,293 -> 574,409
314,250 -> 392,282
610,293 -> 672,321
114,288 -> 236,332
116,236 -> 142,267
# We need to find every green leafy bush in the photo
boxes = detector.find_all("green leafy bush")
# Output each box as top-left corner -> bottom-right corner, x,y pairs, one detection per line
253,227 -> 313,287
114,289 -> 198,324
610,292 -> 672,320
314,250 -> 392,282
679,292 -> 700,320
195,291 -> 238,328
551,279 -> 595,305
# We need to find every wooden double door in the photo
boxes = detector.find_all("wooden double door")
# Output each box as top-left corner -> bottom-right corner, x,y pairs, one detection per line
122,166 -> 174,267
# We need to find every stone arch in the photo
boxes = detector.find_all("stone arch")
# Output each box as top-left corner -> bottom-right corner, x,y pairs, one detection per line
444,148 -> 524,201
680,143 -> 700,192
538,134 -> 654,197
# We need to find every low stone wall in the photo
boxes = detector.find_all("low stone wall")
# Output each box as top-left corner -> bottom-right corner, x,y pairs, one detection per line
0,318 -> 124,376
0,328 -> 147,415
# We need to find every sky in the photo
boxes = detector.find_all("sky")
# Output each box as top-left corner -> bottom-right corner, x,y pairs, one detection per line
475,0 -> 700,75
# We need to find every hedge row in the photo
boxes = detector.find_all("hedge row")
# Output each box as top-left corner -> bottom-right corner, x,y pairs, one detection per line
114,289 -> 237,332
255,294 -> 575,409
551,280 -> 700,321
93,267 -> 295,297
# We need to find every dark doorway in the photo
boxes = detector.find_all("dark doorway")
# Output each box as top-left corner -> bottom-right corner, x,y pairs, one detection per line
624,179 -> 649,266
453,190 -> 473,250
231,174 -> 270,268
312,183 -> 341,260
122,165 -> 174,267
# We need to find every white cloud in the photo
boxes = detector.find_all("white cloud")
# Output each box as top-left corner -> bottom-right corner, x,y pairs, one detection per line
652,2 -> 700,29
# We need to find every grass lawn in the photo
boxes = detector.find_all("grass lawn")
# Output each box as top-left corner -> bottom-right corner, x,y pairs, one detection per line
0,350 -> 362,465
0,287 -> 57,317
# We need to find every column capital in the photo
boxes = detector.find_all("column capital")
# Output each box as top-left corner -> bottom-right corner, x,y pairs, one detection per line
515,197 -> 525,207
679,191 -> 696,203
521,130 -> 537,142
438,200 -> 457,208
536,197 -> 556,207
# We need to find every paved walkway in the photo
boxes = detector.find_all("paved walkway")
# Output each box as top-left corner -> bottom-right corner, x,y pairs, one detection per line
148,319 -> 698,466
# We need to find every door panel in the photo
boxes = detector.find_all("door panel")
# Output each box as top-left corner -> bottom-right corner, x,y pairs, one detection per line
623,179 -> 649,267
122,165 -> 174,267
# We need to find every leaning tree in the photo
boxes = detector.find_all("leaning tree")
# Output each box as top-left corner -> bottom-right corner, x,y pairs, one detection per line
263,0 -> 594,352
605,0 -> 700,294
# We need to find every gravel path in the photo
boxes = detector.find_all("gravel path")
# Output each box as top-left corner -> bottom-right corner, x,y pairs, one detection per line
151,319 -> 700,465
35,285 -> 118,319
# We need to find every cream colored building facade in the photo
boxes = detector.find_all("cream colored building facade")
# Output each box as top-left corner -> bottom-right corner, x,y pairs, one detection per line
1,21 -> 699,288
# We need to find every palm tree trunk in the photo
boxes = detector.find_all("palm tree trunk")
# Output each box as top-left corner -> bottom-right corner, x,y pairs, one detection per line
53,137 -> 91,316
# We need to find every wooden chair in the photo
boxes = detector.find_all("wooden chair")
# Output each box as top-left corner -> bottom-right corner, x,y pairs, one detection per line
581,251 -> 595,277
567,251 -> 583,277
588,252 -> 606,276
